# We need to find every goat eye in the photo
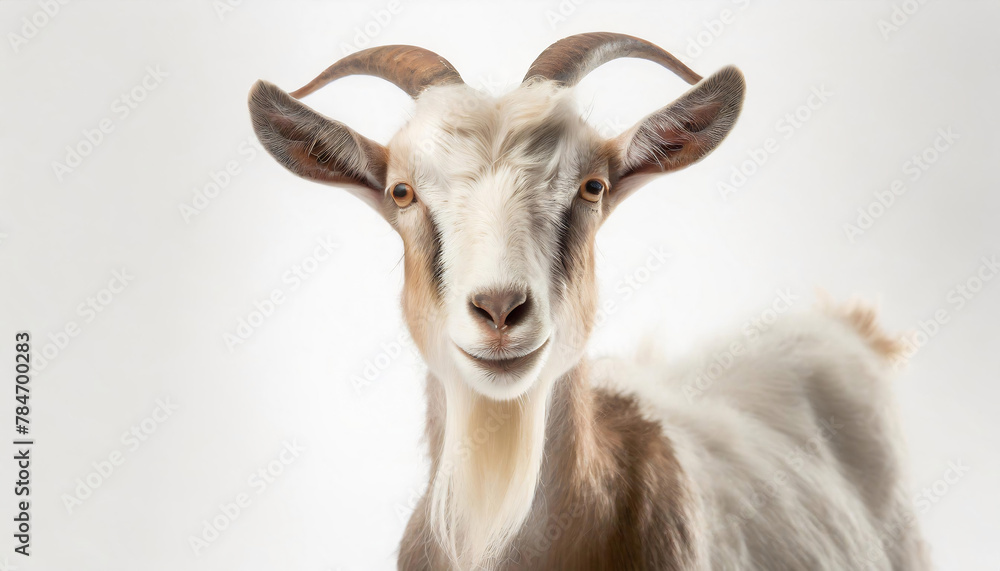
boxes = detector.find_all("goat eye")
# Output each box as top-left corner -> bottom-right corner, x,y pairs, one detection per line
391,182 -> 415,208
579,178 -> 606,203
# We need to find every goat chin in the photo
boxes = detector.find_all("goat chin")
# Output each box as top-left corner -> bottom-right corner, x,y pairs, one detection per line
451,349 -> 550,402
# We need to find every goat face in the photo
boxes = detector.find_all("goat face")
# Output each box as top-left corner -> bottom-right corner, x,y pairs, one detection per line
249,34 -> 745,400
385,82 -> 610,399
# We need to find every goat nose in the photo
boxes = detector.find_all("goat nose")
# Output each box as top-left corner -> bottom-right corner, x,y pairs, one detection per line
469,289 -> 529,331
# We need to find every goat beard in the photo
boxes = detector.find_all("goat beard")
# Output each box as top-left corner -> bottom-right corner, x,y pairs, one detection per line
428,379 -> 551,569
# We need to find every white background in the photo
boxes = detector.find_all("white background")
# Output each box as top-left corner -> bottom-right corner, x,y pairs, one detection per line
1,1 -> 998,569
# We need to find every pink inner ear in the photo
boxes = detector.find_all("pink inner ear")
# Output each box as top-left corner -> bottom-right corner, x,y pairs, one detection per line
645,121 -> 690,158
260,108 -> 317,153
647,99 -> 725,158
662,140 -> 685,154
680,100 -> 723,133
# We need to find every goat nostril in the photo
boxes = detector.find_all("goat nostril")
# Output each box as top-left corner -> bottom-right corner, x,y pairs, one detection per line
470,290 -> 529,331
470,300 -> 496,327
503,294 -> 529,328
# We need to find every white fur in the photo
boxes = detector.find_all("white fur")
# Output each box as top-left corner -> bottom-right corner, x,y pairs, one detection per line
385,82 -> 926,569
592,311 -> 927,570
254,64 -> 926,568
387,83 -> 596,567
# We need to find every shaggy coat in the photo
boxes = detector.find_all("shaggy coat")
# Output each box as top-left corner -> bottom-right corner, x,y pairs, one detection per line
248,32 -> 930,570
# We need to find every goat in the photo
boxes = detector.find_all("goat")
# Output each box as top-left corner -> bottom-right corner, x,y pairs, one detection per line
248,32 -> 930,570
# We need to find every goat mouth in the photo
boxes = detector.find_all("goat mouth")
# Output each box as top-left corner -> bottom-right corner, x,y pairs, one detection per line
457,339 -> 549,378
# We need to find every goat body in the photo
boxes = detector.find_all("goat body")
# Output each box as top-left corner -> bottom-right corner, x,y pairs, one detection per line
249,32 -> 929,570
397,306 -> 928,570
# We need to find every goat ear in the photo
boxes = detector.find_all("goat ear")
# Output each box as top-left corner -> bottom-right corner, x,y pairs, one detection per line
608,66 -> 745,201
248,80 -> 388,211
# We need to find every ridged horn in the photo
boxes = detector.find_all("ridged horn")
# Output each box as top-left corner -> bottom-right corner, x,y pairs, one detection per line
290,45 -> 464,99
523,32 -> 701,87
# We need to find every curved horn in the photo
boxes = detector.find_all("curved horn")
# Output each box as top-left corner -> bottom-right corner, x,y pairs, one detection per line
290,45 -> 464,99
523,32 -> 701,87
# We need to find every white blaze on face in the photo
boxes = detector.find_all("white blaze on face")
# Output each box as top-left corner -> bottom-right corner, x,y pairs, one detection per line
438,166 -> 554,397
389,82 -> 593,400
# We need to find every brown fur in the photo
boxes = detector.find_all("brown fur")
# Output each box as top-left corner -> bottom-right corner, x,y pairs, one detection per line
819,296 -> 904,360
398,366 -> 696,570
